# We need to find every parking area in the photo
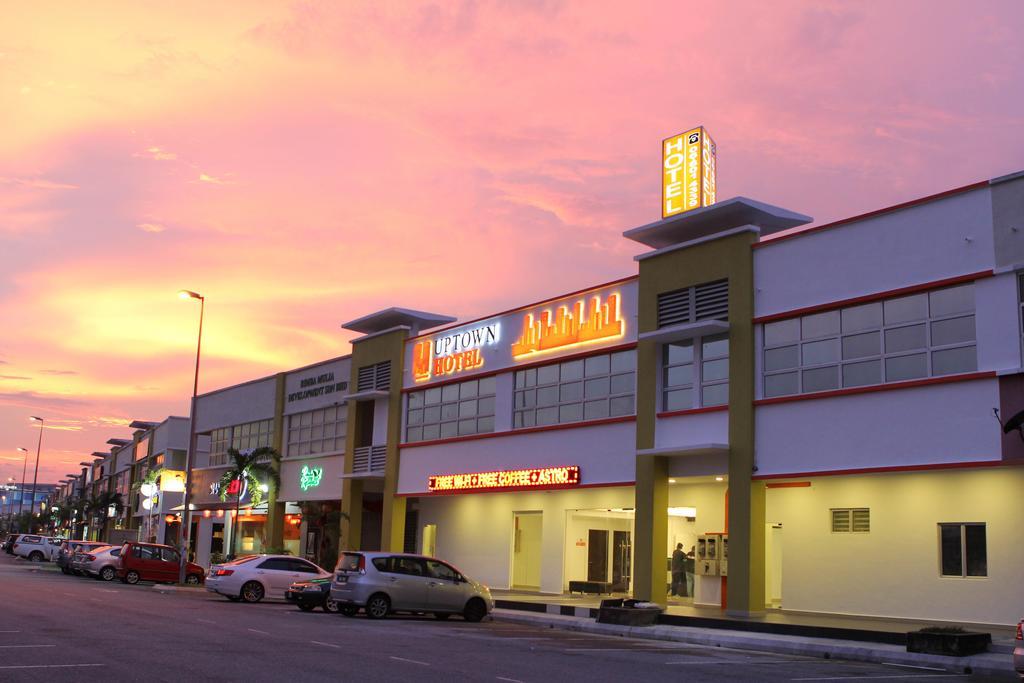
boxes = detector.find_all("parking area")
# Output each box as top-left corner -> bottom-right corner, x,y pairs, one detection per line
0,554 -> 1016,682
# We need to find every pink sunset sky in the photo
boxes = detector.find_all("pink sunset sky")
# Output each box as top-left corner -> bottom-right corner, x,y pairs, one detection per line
1,1 -> 1023,485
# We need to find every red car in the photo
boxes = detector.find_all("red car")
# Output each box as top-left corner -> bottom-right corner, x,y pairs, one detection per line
117,542 -> 204,585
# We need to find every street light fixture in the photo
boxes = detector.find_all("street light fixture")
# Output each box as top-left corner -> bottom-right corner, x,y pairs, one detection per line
177,289 -> 204,585
15,447 -> 28,529
28,417 -> 44,533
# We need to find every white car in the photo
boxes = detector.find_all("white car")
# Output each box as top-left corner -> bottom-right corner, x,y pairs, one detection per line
79,545 -> 123,581
206,554 -> 331,603
13,535 -> 62,562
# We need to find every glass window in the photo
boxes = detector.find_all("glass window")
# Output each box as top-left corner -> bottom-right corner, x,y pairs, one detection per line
405,377 -> 496,442
287,406 -> 347,458
765,284 -> 976,396
517,351 -> 636,428
939,523 -> 986,577
426,560 -> 458,581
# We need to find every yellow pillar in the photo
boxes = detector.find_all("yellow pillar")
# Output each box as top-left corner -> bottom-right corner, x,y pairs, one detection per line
633,455 -> 668,604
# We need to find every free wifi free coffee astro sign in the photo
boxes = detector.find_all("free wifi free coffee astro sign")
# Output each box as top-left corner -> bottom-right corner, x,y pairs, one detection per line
403,279 -> 638,388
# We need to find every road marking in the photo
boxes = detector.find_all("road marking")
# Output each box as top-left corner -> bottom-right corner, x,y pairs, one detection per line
196,618 -> 216,624
0,663 -> 104,670
792,675 -> 968,681
881,663 -> 949,672
665,658 -> 813,665
564,647 -> 676,652
311,640 -> 340,649
389,656 -> 430,666
247,629 -> 269,635
96,589 -> 118,593
0,631 -> 21,633
495,637 -> 548,640
0,645 -> 57,649
497,677 -> 524,683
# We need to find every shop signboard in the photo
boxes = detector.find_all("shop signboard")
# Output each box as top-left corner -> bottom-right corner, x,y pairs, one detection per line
283,358 -> 350,416
299,465 -> 323,491
427,465 -> 580,493
404,279 -> 637,388
159,469 -> 186,492
662,126 -> 716,218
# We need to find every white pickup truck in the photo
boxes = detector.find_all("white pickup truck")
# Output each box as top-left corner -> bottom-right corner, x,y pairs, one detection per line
13,535 -> 63,562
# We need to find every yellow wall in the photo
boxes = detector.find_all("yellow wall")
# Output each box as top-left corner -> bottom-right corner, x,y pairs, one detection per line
765,467 -> 1024,626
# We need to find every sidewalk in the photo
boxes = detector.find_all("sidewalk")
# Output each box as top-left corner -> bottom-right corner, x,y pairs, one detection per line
490,608 -> 1016,677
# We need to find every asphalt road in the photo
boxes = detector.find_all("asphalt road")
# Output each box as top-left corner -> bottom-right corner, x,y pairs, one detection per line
0,554 -> 1015,682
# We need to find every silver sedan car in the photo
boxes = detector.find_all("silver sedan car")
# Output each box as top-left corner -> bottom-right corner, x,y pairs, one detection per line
78,545 -> 123,581
329,551 -> 493,622
1014,617 -> 1022,680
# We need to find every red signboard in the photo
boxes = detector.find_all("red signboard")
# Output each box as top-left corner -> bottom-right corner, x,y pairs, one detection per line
428,466 -> 580,493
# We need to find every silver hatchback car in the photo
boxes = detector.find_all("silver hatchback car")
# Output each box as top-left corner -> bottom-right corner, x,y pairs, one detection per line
330,552 -> 493,622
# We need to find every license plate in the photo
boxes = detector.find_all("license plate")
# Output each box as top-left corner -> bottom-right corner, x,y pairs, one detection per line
335,575 -> 348,584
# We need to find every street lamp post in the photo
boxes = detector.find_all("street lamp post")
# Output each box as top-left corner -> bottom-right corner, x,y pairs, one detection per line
28,418 -> 44,533
177,289 -> 204,585
15,447 -> 28,530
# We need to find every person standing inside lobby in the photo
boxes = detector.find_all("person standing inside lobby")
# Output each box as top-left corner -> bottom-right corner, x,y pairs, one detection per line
685,546 -> 696,598
670,543 -> 685,596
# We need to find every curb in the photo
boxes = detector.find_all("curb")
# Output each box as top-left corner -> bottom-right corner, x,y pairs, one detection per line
491,609 -> 1015,677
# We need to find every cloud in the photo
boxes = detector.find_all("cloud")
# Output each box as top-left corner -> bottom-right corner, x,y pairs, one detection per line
134,146 -> 178,161
197,172 -> 234,185
136,222 -> 167,233
0,391 -> 86,408
40,369 -> 77,376
0,375 -> 32,380
0,176 -> 78,190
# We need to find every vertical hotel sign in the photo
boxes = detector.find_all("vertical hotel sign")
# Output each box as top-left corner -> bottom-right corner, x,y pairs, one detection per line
662,127 -> 716,218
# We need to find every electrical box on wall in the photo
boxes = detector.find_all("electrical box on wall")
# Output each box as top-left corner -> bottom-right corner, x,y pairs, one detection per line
719,534 -> 728,576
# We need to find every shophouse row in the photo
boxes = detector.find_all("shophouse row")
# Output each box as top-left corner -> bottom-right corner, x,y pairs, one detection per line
53,168 -> 1024,627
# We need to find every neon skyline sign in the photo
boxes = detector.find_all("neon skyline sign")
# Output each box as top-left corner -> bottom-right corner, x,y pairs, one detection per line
299,465 -> 323,491
428,466 -> 581,493
511,292 -> 624,360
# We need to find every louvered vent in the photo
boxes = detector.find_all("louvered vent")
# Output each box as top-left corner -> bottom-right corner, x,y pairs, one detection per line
831,509 -> 851,533
657,289 -> 692,328
657,279 -> 728,328
851,508 -> 870,533
374,361 -> 391,391
694,279 -> 729,321
832,508 -> 870,533
356,365 -> 376,392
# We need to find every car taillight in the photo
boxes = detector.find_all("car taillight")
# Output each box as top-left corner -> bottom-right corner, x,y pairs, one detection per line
212,569 -> 234,577
84,555 -> 95,561
1016,620 -> 1023,641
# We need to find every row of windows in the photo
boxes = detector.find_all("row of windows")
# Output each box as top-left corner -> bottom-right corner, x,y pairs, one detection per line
406,376 -> 496,443
762,284 -> 977,398
286,405 -> 348,457
663,334 -> 729,411
209,419 -> 274,466
513,350 -> 635,428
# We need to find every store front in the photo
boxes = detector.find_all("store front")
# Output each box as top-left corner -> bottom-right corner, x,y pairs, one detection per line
186,466 -> 269,566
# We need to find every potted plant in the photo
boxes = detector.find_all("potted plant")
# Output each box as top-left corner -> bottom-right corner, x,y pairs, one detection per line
906,626 -> 991,656
596,598 -> 663,627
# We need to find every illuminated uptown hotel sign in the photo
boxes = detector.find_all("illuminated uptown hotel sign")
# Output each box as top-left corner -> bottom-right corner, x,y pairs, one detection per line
662,126 -> 716,218
428,466 -> 581,493
403,280 -> 637,387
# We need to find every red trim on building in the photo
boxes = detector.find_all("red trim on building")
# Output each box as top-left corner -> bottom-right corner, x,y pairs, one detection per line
656,405 -> 728,419
754,371 -> 994,406
395,479 -> 635,498
752,181 -> 990,250
753,271 -> 994,324
402,342 -> 638,394
765,481 -> 811,489
406,274 -> 639,342
753,459 -> 1020,481
399,415 -> 637,449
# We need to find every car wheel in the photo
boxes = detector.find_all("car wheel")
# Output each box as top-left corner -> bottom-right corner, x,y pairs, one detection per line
323,596 -> 340,614
100,566 -> 116,582
339,605 -> 358,617
298,602 -> 316,612
125,570 -> 141,585
241,581 -> 265,603
434,612 -> 451,621
29,551 -> 44,562
463,598 -> 487,623
185,574 -> 201,586
365,593 -> 390,620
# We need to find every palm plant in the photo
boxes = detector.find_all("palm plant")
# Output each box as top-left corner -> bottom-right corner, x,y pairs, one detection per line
85,491 -> 125,540
218,447 -> 281,559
